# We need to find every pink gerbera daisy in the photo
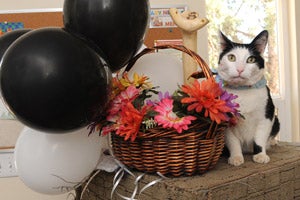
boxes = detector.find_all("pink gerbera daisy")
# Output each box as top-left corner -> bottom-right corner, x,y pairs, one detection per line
154,98 -> 196,133
107,85 -> 140,121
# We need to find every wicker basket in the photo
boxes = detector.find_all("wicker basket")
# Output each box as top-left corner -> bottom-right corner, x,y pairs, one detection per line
111,45 -> 227,177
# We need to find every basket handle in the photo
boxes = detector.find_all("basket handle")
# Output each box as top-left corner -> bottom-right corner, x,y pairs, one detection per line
124,44 -> 213,81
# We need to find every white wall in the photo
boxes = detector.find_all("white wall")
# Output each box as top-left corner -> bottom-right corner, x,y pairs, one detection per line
0,0 -> 63,10
1,178 -> 73,200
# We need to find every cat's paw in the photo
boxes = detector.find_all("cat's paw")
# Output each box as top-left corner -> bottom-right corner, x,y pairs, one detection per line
228,155 -> 244,166
253,153 -> 270,164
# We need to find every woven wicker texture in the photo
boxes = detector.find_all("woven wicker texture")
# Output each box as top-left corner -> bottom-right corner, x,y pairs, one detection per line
112,45 -> 227,177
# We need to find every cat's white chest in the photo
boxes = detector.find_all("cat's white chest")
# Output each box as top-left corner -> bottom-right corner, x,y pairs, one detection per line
224,87 -> 268,145
226,87 -> 267,115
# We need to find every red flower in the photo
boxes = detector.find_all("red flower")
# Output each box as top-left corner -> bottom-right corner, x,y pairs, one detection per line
181,78 -> 232,124
116,102 -> 148,142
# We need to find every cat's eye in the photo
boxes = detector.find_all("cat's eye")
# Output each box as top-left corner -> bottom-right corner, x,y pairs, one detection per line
247,56 -> 256,63
227,54 -> 236,62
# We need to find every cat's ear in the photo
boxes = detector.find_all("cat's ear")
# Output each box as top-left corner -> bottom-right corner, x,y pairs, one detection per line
251,30 -> 268,54
219,31 -> 233,50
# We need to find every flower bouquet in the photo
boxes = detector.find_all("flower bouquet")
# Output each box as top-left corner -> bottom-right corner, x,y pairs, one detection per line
91,45 -> 240,176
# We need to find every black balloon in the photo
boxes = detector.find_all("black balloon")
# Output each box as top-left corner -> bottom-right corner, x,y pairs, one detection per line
0,28 -> 111,132
0,29 -> 31,60
63,0 -> 149,72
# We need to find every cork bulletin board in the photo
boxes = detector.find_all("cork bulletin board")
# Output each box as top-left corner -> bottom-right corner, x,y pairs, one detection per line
145,4 -> 185,46
0,11 -> 182,46
144,27 -> 182,47
0,11 -> 63,29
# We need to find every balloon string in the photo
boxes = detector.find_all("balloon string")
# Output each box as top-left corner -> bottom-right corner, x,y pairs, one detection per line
107,134 -> 169,200
79,169 -> 101,200
111,165 -> 168,200
66,192 -> 76,200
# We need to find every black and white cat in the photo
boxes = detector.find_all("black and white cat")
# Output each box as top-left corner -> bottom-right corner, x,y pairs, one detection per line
217,30 -> 280,166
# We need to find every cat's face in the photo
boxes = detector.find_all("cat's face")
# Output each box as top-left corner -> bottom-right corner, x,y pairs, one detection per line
218,30 -> 268,86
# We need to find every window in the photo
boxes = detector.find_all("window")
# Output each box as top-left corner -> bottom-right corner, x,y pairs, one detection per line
205,0 -> 294,141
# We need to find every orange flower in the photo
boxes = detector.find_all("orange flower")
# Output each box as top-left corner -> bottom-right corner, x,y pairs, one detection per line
116,102 -> 148,142
181,78 -> 232,124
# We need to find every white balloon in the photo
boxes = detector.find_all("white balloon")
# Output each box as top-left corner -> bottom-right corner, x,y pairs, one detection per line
128,52 -> 183,94
15,127 -> 103,195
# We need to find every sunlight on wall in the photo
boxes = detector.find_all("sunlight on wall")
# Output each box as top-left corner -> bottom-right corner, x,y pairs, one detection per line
0,1 -> 64,11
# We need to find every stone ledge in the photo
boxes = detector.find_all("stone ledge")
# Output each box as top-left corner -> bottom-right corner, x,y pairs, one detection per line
81,143 -> 300,200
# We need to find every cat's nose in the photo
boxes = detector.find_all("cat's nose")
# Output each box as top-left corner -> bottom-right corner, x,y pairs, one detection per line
237,67 -> 244,75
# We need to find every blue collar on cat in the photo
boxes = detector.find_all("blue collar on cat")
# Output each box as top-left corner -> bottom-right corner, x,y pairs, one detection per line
219,76 -> 267,90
